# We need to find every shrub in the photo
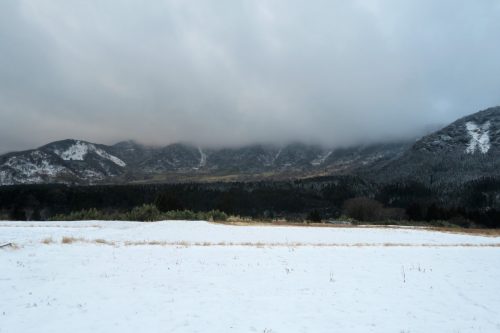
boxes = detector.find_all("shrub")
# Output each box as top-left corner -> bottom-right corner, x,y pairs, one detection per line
159,209 -> 228,221
50,206 -> 229,222
125,204 -> 161,222
206,210 -> 228,221
162,210 -> 195,220
50,208 -> 107,221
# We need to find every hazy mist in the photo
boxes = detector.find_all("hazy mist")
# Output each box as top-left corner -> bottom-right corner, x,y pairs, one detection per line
1,0 -> 500,153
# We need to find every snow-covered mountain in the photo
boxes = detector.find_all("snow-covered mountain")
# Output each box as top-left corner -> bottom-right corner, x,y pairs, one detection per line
2,106 -> 498,185
0,139 -> 408,185
117,141 -> 409,182
368,106 -> 500,185
0,140 -> 127,185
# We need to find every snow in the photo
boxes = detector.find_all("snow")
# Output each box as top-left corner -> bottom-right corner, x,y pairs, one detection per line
197,147 -> 207,168
56,141 -> 90,160
2,220 -> 499,246
5,152 -> 64,178
54,141 -> 126,167
1,151 -> 67,184
94,148 -> 127,167
311,151 -> 332,166
465,121 -> 491,154
273,148 -> 282,163
0,170 -> 11,185
1,220 -> 499,333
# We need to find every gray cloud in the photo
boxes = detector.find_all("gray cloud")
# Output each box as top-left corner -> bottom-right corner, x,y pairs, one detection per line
1,0 -> 500,153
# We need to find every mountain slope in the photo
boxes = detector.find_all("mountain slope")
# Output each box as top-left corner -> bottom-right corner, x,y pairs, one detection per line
6,106 -> 498,186
367,106 -> 500,185
0,140 -> 127,185
0,139 -> 409,185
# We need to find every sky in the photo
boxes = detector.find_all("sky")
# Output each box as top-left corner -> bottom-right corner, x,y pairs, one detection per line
1,0 -> 500,153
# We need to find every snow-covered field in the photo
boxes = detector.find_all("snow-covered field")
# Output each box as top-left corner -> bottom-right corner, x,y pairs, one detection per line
1,221 -> 499,333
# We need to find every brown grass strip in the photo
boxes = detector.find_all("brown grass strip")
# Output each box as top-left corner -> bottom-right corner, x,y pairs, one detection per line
211,220 -> 500,237
44,238 -> 500,248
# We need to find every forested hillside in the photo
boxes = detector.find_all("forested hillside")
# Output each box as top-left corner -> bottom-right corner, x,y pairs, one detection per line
2,175 -> 499,227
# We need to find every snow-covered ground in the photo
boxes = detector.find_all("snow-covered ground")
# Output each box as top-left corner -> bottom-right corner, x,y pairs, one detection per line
1,221 -> 499,333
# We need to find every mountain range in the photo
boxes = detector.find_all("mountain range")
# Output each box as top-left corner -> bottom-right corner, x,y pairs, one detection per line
1,106 -> 499,186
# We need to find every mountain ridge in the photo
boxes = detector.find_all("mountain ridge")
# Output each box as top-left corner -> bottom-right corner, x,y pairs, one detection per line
366,106 -> 500,185
0,138 -> 411,185
1,106 -> 499,185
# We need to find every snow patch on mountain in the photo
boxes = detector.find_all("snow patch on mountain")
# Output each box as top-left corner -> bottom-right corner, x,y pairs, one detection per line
197,148 -> 207,168
55,141 -> 89,161
465,121 -> 491,154
271,148 -> 282,165
1,151 -> 68,184
5,152 -> 65,177
311,151 -> 332,166
54,141 -> 126,167
94,148 -> 127,167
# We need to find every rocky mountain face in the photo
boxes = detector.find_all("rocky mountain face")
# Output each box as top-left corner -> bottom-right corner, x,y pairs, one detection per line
0,139 -> 409,185
368,106 -> 500,185
2,106 -> 499,186
0,140 -> 127,185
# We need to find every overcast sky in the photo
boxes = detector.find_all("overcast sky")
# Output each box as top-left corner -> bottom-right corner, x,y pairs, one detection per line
1,0 -> 500,153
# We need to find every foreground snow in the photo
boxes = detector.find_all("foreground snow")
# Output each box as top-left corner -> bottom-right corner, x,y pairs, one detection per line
1,221 -> 499,333
3,220 -> 500,246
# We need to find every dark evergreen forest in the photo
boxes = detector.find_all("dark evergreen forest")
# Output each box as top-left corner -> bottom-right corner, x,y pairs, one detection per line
1,175 -> 499,228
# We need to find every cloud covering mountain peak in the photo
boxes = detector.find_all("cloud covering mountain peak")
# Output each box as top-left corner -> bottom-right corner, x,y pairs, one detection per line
1,1 -> 500,152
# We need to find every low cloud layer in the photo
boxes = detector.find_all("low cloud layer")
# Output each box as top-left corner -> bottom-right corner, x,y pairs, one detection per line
1,0 -> 500,152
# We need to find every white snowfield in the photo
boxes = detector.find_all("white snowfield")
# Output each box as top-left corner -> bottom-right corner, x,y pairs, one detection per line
53,140 -> 126,167
1,221 -> 499,333
465,121 -> 491,154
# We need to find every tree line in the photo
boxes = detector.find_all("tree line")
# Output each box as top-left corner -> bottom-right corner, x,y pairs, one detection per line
0,175 -> 499,227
